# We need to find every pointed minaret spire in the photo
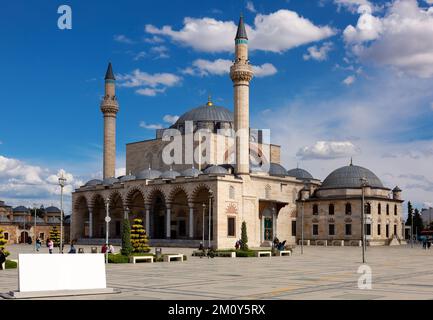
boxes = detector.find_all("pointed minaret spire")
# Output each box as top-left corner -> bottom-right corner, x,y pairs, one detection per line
207,94 -> 213,106
105,62 -> 115,81
235,14 -> 248,40
350,157 -> 353,166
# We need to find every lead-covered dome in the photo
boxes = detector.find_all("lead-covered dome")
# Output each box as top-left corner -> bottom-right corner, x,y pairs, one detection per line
136,168 -> 162,180
175,104 -> 233,124
287,168 -> 314,180
321,164 -> 384,189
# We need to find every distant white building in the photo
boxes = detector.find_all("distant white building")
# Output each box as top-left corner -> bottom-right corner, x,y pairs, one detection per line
421,208 -> 433,227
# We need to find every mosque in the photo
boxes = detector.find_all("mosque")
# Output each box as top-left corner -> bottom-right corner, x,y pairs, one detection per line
71,16 -> 405,248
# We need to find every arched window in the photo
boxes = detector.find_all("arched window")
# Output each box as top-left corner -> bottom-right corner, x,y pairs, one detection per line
365,203 -> 371,214
378,203 -> 381,215
329,204 -> 335,215
313,204 -> 318,215
345,203 -> 352,215
394,204 -> 397,215
386,204 -> 390,215
229,186 -> 235,200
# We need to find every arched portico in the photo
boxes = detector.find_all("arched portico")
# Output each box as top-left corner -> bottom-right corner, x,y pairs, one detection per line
73,196 -> 89,239
191,185 -> 214,245
148,189 -> 167,239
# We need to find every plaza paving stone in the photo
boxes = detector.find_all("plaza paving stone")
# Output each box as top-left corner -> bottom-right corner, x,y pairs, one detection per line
1,244 -> 433,300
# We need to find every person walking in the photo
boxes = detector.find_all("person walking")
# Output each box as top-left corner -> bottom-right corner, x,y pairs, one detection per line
68,242 -> 76,254
0,248 -> 6,270
48,238 -> 54,254
35,237 -> 42,252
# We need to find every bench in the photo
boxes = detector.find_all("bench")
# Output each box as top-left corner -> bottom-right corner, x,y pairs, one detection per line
216,251 -> 236,258
278,250 -> 292,256
130,256 -> 154,264
256,251 -> 272,257
163,254 -> 183,262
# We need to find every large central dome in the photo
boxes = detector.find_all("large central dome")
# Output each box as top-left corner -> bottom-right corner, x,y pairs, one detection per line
321,164 -> 384,189
174,104 -> 233,125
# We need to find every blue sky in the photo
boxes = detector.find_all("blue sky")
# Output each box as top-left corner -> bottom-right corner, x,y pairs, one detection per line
1,0 -> 433,215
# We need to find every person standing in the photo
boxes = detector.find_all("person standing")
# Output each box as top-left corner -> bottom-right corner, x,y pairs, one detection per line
35,237 -> 42,252
68,242 -> 76,254
48,238 -> 54,254
101,243 -> 107,254
0,248 -> 6,270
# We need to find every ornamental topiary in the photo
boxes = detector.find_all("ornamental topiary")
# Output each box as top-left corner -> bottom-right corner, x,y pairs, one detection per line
0,228 -> 10,257
130,218 -> 150,253
49,226 -> 60,247
121,218 -> 133,256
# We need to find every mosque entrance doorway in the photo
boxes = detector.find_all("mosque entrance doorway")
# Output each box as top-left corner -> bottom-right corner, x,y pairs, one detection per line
20,231 -> 29,244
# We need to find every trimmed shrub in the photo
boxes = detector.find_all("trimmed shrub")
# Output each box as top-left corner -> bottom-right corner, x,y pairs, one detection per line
235,250 -> 255,258
0,228 -> 10,257
241,221 -> 248,250
108,254 -> 129,264
121,219 -> 133,256
130,218 -> 150,253
5,260 -> 17,269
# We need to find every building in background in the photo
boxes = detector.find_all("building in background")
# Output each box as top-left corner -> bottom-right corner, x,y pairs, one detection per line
0,200 -> 70,244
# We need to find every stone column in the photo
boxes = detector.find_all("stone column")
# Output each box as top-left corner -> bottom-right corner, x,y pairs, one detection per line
145,204 -> 151,236
88,207 -> 93,238
189,203 -> 194,239
272,210 -> 277,239
260,216 -> 264,243
166,204 -> 171,239
123,206 -> 129,220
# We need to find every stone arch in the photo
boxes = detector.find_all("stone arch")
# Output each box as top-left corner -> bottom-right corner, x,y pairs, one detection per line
91,193 -> 106,238
125,187 -> 146,206
191,184 -> 214,243
89,192 -> 106,208
169,186 -> 190,239
167,185 -> 190,204
72,195 -> 89,239
109,191 -> 124,238
147,188 -> 167,239
126,187 -> 146,223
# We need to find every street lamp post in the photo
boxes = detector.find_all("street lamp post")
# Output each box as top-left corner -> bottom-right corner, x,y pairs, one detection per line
58,174 -> 67,254
202,203 -> 206,246
105,198 -> 111,264
208,190 -> 213,249
33,203 -> 37,252
360,177 -> 368,264
301,200 -> 304,255
410,208 -> 414,248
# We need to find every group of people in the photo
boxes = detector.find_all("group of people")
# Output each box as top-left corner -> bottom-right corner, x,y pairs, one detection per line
273,237 -> 287,251
101,243 -> 115,254
422,237 -> 432,249
234,239 -> 244,250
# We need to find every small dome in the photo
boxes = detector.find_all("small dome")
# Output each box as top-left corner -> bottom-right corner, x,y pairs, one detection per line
85,179 -> 102,187
102,177 -> 119,185
45,206 -> 61,213
287,168 -> 314,180
136,168 -> 162,180
393,186 -> 402,192
321,164 -> 384,189
269,163 -> 288,177
182,167 -> 202,178
13,206 -> 29,213
203,165 -> 228,175
161,169 -> 181,180
120,174 -> 136,182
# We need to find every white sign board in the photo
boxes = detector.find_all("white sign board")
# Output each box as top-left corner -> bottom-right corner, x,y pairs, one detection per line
18,254 -> 107,292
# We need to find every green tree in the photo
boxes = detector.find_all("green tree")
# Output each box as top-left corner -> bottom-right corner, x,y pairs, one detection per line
49,226 -> 60,247
241,221 -> 248,251
0,228 -> 9,257
413,208 -> 424,236
130,218 -> 150,253
120,218 -> 133,256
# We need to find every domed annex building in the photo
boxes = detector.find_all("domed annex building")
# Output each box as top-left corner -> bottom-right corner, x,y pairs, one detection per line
71,17 -> 404,248
298,161 -> 405,246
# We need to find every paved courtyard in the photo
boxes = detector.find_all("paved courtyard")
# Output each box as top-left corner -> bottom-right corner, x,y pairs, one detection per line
1,244 -> 433,300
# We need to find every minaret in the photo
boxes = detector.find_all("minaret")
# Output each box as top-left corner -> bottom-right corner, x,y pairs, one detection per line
101,62 -> 119,179
230,15 -> 254,175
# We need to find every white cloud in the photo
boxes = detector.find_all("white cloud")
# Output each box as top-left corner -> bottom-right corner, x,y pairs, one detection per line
143,35 -> 165,44
344,0 -> 433,78
150,45 -> 170,59
163,114 -> 179,124
139,121 -> 163,130
136,87 -> 166,96
246,1 -> 257,13
145,10 -> 335,53
0,156 -> 84,214
115,167 -> 126,177
297,141 -> 360,160
343,75 -> 356,85
133,51 -> 146,61
113,34 -> 135,44
303,42 -> 333,61
183,58 -> 277,78
334,0 -> 377,13
117,69 -> 181,96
